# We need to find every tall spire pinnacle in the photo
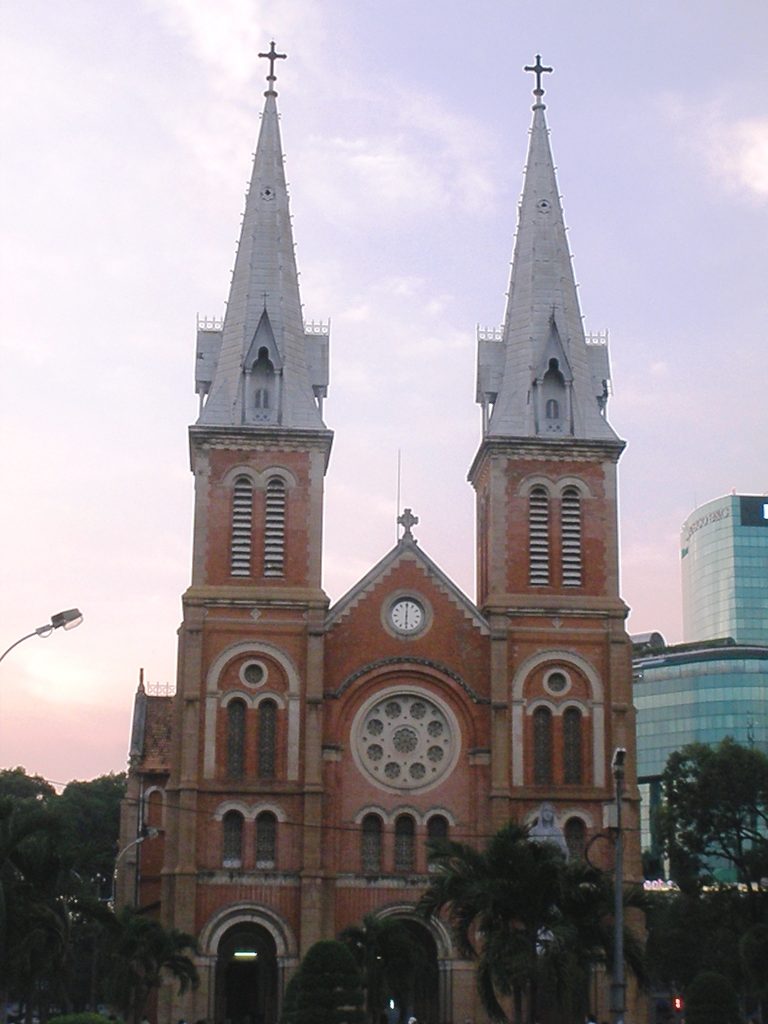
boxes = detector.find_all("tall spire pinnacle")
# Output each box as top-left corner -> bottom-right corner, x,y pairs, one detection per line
475,60 -> 619,444
195,45 -> 329,432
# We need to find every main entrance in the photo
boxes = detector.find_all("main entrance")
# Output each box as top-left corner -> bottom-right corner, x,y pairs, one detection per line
215,923 -> 278,1024
384,919 -> 440,1024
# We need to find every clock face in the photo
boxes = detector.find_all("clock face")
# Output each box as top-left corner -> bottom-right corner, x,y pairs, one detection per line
390,598 -> 424,634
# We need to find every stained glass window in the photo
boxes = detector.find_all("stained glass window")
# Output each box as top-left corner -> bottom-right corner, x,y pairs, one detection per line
361,813 -> 383,874
563,707 -> 583,784
256,811 -> 277,867
533,706 -> 553,785
394,814 -> 415,873
258,699 -> 277,778
222,810 -> 243,868
227,700 -> 246,779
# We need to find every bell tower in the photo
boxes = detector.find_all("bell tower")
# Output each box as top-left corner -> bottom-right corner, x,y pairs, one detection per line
160,43 -> 333,961
469,57 -> 640,880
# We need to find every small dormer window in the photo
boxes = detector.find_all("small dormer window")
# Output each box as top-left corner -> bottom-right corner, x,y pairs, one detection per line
545,398 -> 560,419
541,358 -> 566,434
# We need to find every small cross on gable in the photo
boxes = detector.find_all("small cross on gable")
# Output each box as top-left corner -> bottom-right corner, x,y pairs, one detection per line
398,508 -> 419,539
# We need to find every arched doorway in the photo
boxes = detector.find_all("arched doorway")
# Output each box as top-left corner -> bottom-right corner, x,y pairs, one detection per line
383,919 -> 440,1024
215,923 -> 278,1024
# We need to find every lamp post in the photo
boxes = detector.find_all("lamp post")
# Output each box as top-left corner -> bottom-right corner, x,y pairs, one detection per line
111,826 -> 159,906
611,746 -> 627,1024
0,608 -> 83,664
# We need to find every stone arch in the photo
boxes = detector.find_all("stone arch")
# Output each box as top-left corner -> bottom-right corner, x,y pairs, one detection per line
511,650 -> 605,787
200,902 -> 298,961
204,641 -> 301,781
376,902 -> 454,959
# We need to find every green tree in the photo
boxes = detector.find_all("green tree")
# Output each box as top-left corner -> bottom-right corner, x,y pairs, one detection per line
100,907 -> 198,1024
418,821 -> 646,1024
54,774 -> 126,898
338,914 -> 429,1024
740,922 -> 768,1020
0,768 -> 56,805
286,940 -> 365,1024
660,738 -> 768,893
685,971 -> 740,1024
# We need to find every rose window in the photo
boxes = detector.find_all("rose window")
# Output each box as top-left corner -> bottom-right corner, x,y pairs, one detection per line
355,691 -> 456,790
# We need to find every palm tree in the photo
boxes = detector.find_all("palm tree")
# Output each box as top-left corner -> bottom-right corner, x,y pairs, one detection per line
418,821 -> 646,1024
338,914 -> 430,1024
101,906 -> 198,1024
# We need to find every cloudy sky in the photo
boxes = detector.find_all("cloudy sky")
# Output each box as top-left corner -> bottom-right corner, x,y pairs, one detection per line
1,0 -> 766,786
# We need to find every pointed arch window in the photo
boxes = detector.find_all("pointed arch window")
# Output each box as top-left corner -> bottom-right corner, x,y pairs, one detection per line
361,813 -> 383,875
226,699 -> 246,779
528,487 -> 550,585
561,487 -> 582,586
563,707 -> 583,784
222,810 -> 243,868
255,811 -> 277,868
565,817 -> 587,860
394,814 -> 415,873
231,476 -> 254,577
263,477 -> 286,577
258,699 -> 277,778
533,707 -> 553,785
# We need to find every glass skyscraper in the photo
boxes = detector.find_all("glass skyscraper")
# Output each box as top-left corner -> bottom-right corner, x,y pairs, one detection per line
681,493 -> 768,645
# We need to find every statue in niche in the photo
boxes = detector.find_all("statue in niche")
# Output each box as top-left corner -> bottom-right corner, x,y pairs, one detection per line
529,800 -> 569,858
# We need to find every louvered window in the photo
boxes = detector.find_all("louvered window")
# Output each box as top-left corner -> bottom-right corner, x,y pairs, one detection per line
561,487 -> 583,586
226,699 -> 246,779
533,707 -> 553,785
565,817 -> 587,860
528,487 -> 550,585
563,707 -> 583,784
258,699 -> 277,779
394,814 -> 415,873
231,476 -> 253,577
255,811 -> 277,867
222,811 -> 243,868
264,477 -> 286,577
361,813 -> 383,874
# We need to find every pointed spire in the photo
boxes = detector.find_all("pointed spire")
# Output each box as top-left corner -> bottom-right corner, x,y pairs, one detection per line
478,59 -> 619,443
198,47 -> 328,431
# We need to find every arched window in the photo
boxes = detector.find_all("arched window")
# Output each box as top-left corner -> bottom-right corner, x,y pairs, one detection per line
561,487 -> 582,586
541,358 -> 566,434
528,487 -> 550,585
264,477 -> 286,577
255,811 -> 277,868
361,813 -> 383,874
226,699 -> 246,779
145,789 -> 163,829
394,814 -> 415,873
252,346 -> 276,420
533,707 -> 553,785
545,398 -> 560,419
258,699 -> 277,778
563,707 -> 583,784
231,476 -> 254,577
565,817 -> 587,860
426,815 -> 449,872
222,810 -> 243,868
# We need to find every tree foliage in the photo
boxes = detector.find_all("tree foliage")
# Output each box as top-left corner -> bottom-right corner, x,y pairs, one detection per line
418,821 -> 647,1024
283,940 -> 365,1024
660,738 -> 768,890
685,971 -> 740,1024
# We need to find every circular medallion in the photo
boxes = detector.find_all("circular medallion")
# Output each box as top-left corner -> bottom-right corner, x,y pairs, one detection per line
353,689 -> 458,791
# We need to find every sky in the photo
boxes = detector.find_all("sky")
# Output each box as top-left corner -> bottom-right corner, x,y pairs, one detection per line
1,0 -> 766,787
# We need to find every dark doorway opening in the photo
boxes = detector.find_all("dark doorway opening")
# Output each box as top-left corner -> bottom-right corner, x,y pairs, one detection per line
383,918 -> 440,1024
216,924 -> 278,1024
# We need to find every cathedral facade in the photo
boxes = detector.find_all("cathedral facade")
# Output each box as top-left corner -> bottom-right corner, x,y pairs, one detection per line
120,51 -> 642,1024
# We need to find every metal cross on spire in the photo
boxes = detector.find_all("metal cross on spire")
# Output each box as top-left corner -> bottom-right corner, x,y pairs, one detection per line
524,54 -> 553,98
259,40 -> 287,95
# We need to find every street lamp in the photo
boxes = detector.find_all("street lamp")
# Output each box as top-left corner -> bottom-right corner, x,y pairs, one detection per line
611,747 -> 627,1024
111,826 -> 159,906
0,608 -> 83,664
